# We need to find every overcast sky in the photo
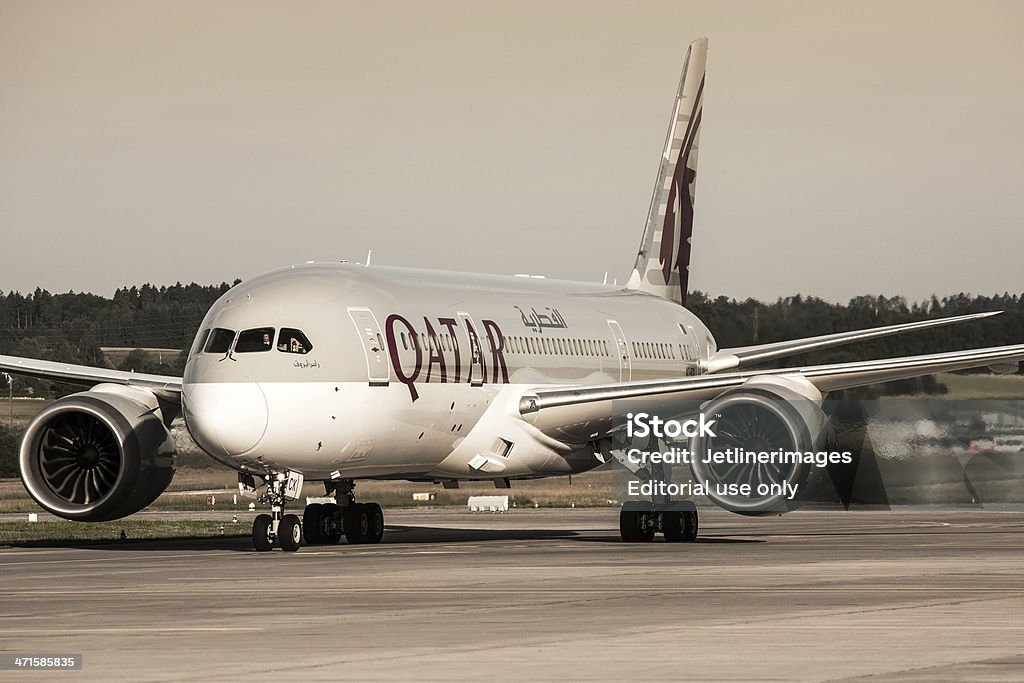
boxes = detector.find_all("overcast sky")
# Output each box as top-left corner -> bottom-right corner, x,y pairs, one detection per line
2,1 -> 1022,302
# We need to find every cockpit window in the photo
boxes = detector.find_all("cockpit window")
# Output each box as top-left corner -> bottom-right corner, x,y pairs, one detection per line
278,328 -> 313,354
235,327 -> 276,353
190,328 -> 211,356
204,328 -> 236,354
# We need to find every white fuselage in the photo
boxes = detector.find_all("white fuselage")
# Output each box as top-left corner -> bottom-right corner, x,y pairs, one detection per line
181,263 -> 715,482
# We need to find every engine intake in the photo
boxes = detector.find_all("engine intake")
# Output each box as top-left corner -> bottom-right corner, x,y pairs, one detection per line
19,385 -> 176,522
688,378 -> 833,515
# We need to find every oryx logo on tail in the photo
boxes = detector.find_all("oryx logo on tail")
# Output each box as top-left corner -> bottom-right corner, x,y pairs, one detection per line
628,37 -> 707,308
659,74 -> 703,296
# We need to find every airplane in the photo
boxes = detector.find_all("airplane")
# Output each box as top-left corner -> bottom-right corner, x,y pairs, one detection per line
3,37 -> 1023,551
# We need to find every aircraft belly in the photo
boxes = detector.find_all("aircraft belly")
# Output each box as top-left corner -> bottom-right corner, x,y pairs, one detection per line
245,381 -> 491,478
233,381 -> 597,481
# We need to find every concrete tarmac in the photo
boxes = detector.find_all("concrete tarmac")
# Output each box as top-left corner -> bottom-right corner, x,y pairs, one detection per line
1,507 -> 1023,681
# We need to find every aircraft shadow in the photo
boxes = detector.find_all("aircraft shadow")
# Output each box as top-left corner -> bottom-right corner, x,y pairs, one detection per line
5,524 -> 760,551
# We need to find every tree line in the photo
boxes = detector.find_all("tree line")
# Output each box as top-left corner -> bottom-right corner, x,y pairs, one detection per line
1,285 -> 1023,398
1,284 -> 1022,476
0,282 -> 237,394
686,291 -> 1024,369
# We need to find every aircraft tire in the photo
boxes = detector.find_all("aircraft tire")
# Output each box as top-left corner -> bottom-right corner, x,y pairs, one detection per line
364,503 -> 384,544
278,513 -> 302,552
662,511 -> 685,542
252,513 -> 274,552
683,510 -> 699,542
619,510 -> 655,542
343,503 -> 369,544
302,503 -> 324,545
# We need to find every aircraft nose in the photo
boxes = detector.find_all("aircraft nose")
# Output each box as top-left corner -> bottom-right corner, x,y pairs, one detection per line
184,382 -> 268,457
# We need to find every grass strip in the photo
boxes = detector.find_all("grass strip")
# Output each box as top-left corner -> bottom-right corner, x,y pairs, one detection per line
0,519 -> 250,546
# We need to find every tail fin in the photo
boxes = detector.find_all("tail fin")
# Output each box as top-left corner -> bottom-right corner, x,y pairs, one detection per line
626,37 -> 707,307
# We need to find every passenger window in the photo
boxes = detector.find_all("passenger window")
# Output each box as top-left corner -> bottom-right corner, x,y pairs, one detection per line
235,327 -> 276,353
278,328 -> 313,354
205,328 -> 236,354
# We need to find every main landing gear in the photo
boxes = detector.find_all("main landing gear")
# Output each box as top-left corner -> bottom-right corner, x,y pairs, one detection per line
300,480 -> 385,547
619,502 -> 698,543
597,440 -> 699,544
243,474 -> 386,552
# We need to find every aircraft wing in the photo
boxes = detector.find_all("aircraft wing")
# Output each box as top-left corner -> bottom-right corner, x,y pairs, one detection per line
0,354 -> 182,401
704,311 -> 1001,372
517,344 -> 1024,442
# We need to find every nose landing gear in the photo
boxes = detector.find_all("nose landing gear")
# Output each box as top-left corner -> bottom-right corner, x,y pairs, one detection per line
241,470 -> 305,552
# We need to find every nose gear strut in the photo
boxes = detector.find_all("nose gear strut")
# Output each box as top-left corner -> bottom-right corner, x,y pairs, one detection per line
243,470 -> 304,552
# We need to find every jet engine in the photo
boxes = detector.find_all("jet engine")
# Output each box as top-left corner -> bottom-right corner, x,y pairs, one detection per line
688,376 -> 834,515
19,384 -> 176,522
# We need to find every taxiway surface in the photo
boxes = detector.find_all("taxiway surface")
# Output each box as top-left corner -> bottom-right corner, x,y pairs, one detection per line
1,507 -> 1023,681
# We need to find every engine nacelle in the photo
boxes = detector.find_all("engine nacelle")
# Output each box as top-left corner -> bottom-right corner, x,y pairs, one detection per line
19,384 -> 176,522
688,376 -> 834,516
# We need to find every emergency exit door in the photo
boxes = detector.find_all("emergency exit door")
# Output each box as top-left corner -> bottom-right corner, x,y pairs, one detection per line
607,320 -> 631,382
458,312 -> 485,386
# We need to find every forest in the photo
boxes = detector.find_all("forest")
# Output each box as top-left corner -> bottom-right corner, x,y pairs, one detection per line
0,281 -> 238,390
1,283 -> 1022,477
1,284 -> 1023,394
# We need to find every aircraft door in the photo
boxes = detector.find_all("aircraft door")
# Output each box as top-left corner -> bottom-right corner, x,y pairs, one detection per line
458,312 -> 485,387
607,320 -> 631,382
348,307 -> 390,386
678,324 -> 701,375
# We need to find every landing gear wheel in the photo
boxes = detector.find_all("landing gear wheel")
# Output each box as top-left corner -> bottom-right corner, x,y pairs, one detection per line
343,503 -> 369,544
278,513 -> 302,552
364,503 -> 384,544
619,509 -> 656,543
252,513 -> 273,552
682,510 -> 699,542
662,511 -> 685,542
321,503 -> 343,544
303,503 -> 324,545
